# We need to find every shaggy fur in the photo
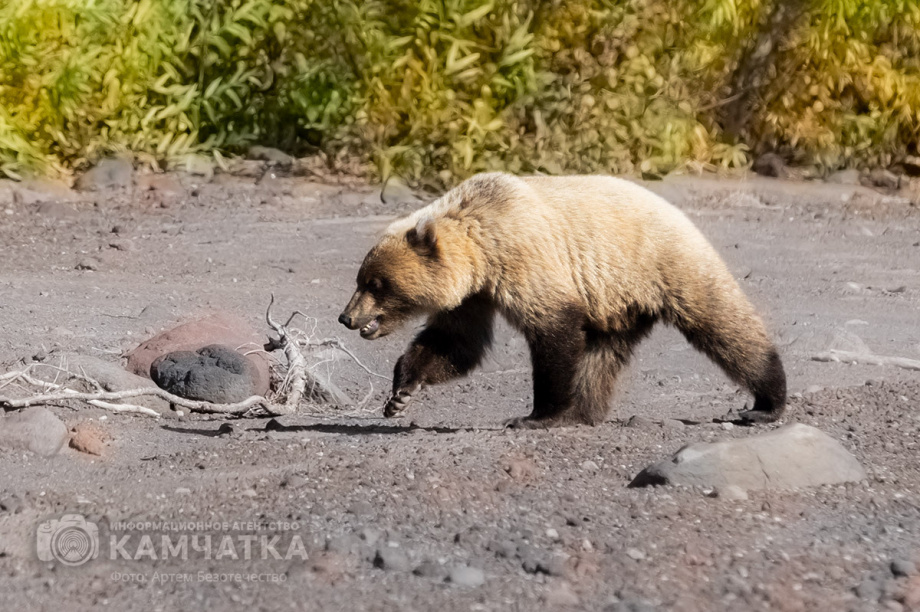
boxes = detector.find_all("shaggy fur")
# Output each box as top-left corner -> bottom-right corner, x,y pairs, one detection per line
339,173 -> 787,427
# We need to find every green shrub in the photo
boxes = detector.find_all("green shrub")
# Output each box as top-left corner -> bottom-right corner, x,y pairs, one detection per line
1,0 -> 919,186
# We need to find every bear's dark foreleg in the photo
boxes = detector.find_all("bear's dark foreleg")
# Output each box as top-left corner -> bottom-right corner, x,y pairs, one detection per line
505,306 -> 590,428
384,293 -> 495,417
507,308 -> 658,428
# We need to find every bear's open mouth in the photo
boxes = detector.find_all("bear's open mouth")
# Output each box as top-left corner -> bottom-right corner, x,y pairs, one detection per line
359,317 -> 381,338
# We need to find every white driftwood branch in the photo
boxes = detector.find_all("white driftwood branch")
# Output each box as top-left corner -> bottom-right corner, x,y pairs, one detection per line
0,296 -> 364,418
812,349 -> 920,372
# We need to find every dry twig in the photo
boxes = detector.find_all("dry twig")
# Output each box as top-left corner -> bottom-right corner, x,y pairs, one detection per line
0,296 -> 374,418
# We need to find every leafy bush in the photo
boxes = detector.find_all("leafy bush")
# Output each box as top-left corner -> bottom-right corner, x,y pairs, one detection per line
1,0 -> 919,186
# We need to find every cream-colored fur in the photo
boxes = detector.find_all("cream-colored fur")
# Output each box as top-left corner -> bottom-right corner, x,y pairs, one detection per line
348,172 -> 785,425
387,173 -> 768,343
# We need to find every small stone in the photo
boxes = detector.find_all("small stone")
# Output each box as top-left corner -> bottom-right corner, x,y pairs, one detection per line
546,555 -> 568,576
136,173 -> 185,197
348,500 -> 375,517
413,559 -> 445,579
358,528 -> 381,547
75,258 -> 101,271
626,548 -> 646,561
0,494 -> 24,514
544,580 -> 580,606
487,539 -> 518,559
228,159 -> 266,178
605,599 -> 657,612
69,422 -> 108,456
710,485 -> 748,501
446,565 -> 485,587
181,154 -> 214,179
0,407 -> 69,456
520,545 -> 550,575
752,153 -> 787,178
380,177 -> 422,206
75,158 -> 133,191
108,239 -> 135,252
241,489 -> 257,497
373,546 -> 411,572
248,146 -> 294,167
892,559 -> 918,577
546,528 -> 560,540
901,576 -> 920,608
580,460 -> 600,471
720,422 -> 734,431
175,487 -> 191,495
856,577 -> 883,601
827,169 -> 861,185
869,168 -> 901,189
504,456 -> 538,481
281,473 -> 307,488
625,415 -> 656,429
326,534 -> 362,555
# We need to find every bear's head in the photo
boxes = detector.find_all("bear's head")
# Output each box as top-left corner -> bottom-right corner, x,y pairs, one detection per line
339,215 -> 475,339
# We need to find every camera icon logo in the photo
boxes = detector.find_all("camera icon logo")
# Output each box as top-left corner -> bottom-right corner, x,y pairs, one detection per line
36,514 -> 100,566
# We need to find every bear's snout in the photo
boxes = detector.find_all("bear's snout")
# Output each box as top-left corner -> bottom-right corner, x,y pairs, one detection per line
338,312 -> 356,329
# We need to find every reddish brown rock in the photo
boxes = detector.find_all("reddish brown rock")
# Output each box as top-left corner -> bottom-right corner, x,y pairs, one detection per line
69,422 -> 109,456
124,312 -> 272,396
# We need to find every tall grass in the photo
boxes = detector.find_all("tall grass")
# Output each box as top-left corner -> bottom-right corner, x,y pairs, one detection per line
1,0 -> 919,186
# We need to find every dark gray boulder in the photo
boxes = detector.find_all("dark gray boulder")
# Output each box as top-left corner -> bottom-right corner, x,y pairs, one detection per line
151,345 -> 259,404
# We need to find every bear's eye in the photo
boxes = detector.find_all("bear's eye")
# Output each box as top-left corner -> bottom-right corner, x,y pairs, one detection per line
368,277 -> 384,293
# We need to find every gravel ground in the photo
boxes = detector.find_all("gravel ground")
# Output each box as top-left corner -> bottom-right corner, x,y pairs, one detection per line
0,171 -> 918,611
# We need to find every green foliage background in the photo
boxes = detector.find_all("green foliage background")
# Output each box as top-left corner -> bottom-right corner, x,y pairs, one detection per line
1,0 -> 919,187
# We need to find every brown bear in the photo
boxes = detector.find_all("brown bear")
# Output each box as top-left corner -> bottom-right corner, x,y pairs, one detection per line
338,173 -> 786,427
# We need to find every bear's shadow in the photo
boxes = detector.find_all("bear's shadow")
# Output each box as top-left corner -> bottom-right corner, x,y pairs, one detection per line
161,420 -> 477,438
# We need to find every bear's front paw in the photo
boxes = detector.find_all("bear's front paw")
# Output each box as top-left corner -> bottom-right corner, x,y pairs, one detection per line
383,384 -> 421,418
502,416 -> 550,430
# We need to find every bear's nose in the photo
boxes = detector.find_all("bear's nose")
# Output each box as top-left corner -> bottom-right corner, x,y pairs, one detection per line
338,313 -> 353,328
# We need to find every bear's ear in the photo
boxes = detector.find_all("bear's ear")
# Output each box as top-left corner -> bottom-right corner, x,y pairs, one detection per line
406,216 -> 438,253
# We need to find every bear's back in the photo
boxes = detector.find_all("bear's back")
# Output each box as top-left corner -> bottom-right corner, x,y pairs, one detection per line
458,174 -> 733,328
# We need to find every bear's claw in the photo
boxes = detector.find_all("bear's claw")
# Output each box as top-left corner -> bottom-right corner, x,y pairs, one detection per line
503,416 -> 551,430
383,385 -> 421,418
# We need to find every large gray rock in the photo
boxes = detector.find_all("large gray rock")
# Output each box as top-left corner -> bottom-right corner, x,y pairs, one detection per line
0,407 -> 68,456
151,345 -> 259,404
630,423 -> 866,490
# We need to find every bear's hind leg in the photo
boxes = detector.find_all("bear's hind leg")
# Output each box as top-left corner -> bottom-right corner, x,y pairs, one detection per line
571,313 -> 659,425
385,292 -> 495,417
738,347 -> 786,423
670,294 -> 787,423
